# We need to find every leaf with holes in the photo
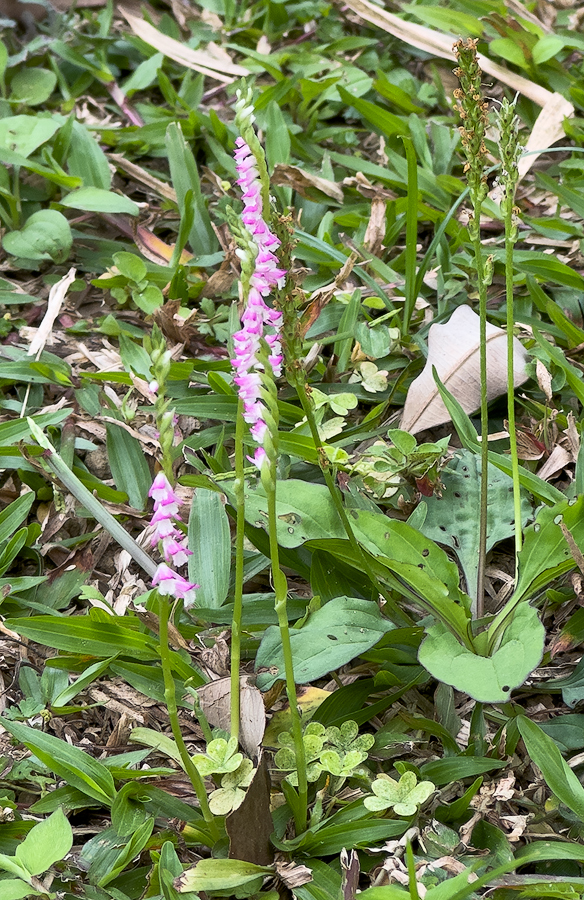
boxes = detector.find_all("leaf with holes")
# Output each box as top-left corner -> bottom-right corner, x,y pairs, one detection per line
421,450 -> 532,611
255,596 -> 394,690
234,479 -> 344,548
418,601 -> 544,703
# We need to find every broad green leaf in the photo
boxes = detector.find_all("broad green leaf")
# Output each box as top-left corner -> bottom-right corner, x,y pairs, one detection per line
6,614 -> 159,660
420,756 -> 505,786
60,187 -> 139,215
490,38 -> 528,69
0,115 -> 59,157
514,496 -> 584,602
0,856 -> 29,881
129,727 -> 182,766
350,509 -> 472,636
418,601 -> 544,703
51,657 -> 116,708
165,122 -> 217,256
3,210 -> 72,263
15,809 -> 72,876
98,817 -> 154,886
517,716 -> 584,821
188,488 -> 230,608
67,121 -> 111,190
533,34 -> 565,64
337,86 -> 408,139
255,595 -> 394,690
175,858 -> 272,892
234,479 -> 344,548
295,818 -> 407,856
0,494 -> 34,544
0,880 -> 41,900
421,451 -> 531,608
9,68 -> 56,106
105,421 -> 151,510
0,719 -> 115,804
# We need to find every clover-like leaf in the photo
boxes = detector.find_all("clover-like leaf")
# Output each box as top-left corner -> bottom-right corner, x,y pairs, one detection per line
358,361 -> 389,393
320,748 -> 368,777
275,723 -> 327,786
192,736 -> 243,776
365,771 -> 435,816
209,759 -> 255,815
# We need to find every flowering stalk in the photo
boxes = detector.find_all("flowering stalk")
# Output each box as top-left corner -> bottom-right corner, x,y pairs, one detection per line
144,330 -> 217,832
497,97 -> 523,561
454,38 -> 490,618
229,88 -> 308,832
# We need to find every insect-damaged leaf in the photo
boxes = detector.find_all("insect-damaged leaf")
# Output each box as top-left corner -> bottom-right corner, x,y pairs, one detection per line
255,596 -> 393,690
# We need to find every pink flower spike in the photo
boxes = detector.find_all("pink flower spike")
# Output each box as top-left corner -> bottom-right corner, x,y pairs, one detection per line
149,473 -> 180,508
162,535 -> 192,567
152,564 -> 199,609
249,447 -> 268,469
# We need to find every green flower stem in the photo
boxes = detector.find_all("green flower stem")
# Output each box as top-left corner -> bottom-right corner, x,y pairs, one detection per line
264,459 -> 308,834
498,99 -> 523,560
454,39 -> 490,620
158,595 -> 219,837
27,418 -> 158,579
292,374 -> 414,628
474,232 -> 489,620
505,209 -> 522,559
230,399 -> 246,742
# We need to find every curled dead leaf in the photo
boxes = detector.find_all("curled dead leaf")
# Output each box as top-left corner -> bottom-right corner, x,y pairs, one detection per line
400,305 -> 529,434
272,164 -> 344,202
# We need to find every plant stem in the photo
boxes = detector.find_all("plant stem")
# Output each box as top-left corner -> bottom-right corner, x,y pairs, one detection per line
230,399 -> 246,742
474,232 -> 489,620
158,596 -> 219,838
505,211 -> 522,561
264,457 -> 308,833
27,419 -> 158,578
292,372 -> 414,628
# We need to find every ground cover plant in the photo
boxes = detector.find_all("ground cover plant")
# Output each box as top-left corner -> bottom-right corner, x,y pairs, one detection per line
4,0 -> 584,897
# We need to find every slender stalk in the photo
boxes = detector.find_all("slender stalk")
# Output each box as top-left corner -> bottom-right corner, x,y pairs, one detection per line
230,399 -> 246,741
475,233 -> 490,620
402,137 -> 418,336
158,596 -> 219,837
454,40 -> 490,619
264,454 -> 308,833
505,218 -> 522,558
498,98 -> 523,561
27,419 -> 158,578
292,372 -> 414,628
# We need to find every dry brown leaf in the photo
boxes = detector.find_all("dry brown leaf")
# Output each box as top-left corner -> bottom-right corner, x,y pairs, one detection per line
26,268 -> 76,359
226,752 -> 273,865
272,164 -> 344,202
517,92 -> 574,180
109,154 -> 177,202
364,197 -> 387,256
400,305 -> 529,434
196,675 -> 265,758
119,8 -> 248,81
537,444 -> 571,481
